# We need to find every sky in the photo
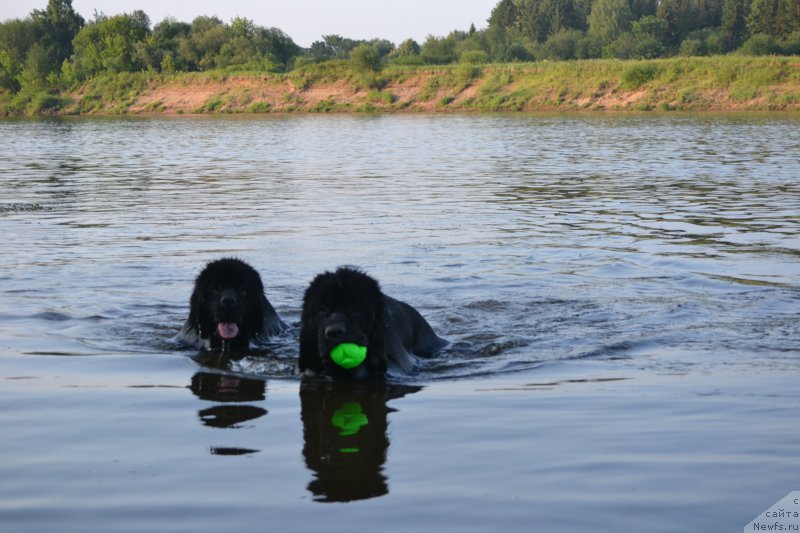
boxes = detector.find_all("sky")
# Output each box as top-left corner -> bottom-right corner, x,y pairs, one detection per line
0,0 -> 498,47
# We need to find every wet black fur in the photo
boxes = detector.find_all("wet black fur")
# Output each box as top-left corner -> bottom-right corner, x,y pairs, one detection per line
177,258 -> 285,350
299,267 -> 447,379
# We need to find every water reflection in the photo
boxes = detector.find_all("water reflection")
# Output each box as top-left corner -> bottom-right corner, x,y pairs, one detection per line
190,372 -> 268,455
300,379 -> 421,503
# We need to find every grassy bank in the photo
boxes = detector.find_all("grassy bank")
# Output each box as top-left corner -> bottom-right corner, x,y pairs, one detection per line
3,55 -> 799,115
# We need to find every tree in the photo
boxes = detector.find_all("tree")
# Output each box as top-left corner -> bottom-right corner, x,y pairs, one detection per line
656,0 -> 688,45
722,0 -> 751,49
30,0 -> 84,69
514,0 -> 550,42
588,0 -> 633,44
308,34 -> 361,61
177,16 -> 226,70
488,0 -> 519,30
349,44 -> 381,72
631,15 -> 669,58
748,0 -> 800,39
395,38 -> 421,57
543,28 -> 585,59
0,18 -> 37,91
420,31 -> 466,64
137,17 -> 191,71
70,12 -> 150,79
629,0 -> 658,20
17,42 -> 51,92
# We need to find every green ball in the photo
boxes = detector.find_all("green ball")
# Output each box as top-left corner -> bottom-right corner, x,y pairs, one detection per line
329,343 -> 367,369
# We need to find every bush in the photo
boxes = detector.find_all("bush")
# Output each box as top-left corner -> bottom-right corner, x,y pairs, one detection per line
680,38 -> 706,56
621,63 -> 660,89
635,35 -> 665,59
390,55 -> 426,66
739,34 -> 778,56
455,63 -> 481,85
350,44 -> 381,72
781,31 -> 800,56
27,92 -> 68,114
604,33 -> 638,59
705,32 -> 728,55
544,29 -> 585,60
459,50 -> 489,64
576,34 -> 603,59
247,101 -> 271,113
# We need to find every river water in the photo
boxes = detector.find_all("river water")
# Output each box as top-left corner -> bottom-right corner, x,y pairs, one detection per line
1,114 -> 798,532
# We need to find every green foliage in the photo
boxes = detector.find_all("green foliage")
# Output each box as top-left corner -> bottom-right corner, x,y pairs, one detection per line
542,28 -> 586,60
459,50 -> 489,64
722,0 -> 749,49
4,0 -> 800,115
631,16 -> 668,58
621,63 -> 660,89
748,0 -> 800,39
604,33 -> 638,59
350,44 -> 381,72
456,63 -> 482,85
479,70 -> 513,96
782,31 -> 800,55
420,32 -> 463,64
17,42 -> 52,93
195,96 -> 223,113
30,0 -> 84,69
395,38 -> 421,58
70,11 -> 150,80
367,90 -> 395,105
309,35 -> 360,61
589,0 -> 633,43
0,18 -> 36,91
25,91 -> 68,114
739,33 -> 779,55
680,38 -> 706,57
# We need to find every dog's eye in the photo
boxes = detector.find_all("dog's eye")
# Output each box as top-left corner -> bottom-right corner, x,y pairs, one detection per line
347,306 -> 365,318
210,284 -> 221,293
316,306 -> 329,316
238,286 -> 248,297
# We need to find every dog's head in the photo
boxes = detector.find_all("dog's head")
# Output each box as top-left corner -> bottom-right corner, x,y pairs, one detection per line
189,258 -> 267,349
299,267 -> 387,379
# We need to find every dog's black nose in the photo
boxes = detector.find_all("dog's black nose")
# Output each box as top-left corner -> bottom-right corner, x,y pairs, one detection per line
324,323 -> 346,340
219,290 -> 239,307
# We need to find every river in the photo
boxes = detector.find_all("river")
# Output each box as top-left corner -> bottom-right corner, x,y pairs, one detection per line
1,113 -> 798,532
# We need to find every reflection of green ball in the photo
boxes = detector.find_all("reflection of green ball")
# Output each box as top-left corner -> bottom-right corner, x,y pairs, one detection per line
330,343 -> 367,369
331,402 -> 368,436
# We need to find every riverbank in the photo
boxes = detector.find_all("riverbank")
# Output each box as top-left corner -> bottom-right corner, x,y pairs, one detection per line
3,55 -> 799,115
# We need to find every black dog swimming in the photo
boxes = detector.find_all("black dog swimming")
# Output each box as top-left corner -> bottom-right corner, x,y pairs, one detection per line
176,258 -> 285,351
299,267 -> 447,379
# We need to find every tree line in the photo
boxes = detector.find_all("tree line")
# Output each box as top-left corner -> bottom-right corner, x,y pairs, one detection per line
1,0 -> 799,102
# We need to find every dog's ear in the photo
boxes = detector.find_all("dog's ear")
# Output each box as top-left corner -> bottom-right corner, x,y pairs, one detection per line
364,296 -> 388,377
257,290 -> 286,338
298,305 -> 321,374
244,291 -> 268,336
188,284 -> 206,337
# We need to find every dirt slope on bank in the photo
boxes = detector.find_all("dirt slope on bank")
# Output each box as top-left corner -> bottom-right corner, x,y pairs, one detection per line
61,56 -> 800,115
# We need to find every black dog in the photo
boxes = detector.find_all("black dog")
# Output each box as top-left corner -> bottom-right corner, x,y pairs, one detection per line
176,258 -> 285,351
299,267 -> 447,379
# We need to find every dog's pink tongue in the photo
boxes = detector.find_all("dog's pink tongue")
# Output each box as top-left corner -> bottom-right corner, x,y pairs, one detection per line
217,322 -> 239,339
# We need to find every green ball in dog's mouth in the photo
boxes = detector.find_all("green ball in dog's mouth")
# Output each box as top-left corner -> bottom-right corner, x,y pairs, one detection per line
329,343 -> 367,369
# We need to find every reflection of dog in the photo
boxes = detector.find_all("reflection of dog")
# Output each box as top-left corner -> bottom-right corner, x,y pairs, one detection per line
300,379 -> 421,502
299,267 -> 447,379
190,372 -> 268,456
176,258 -> 285,351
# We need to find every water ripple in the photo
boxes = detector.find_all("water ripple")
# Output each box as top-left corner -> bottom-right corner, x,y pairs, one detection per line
0,114 -> 798,379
